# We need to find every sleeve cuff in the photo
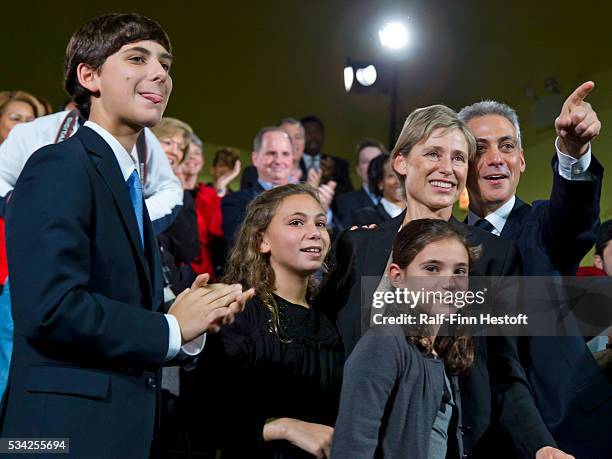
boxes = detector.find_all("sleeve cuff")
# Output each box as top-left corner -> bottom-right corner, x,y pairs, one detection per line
164,313 -> 207,361
181,333 -> 207,356
164,313 -> 182,361
555,137 -> 593,180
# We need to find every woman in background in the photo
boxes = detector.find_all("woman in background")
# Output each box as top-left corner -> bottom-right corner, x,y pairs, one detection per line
0,90 -> 43,145
351,153 -> 405,226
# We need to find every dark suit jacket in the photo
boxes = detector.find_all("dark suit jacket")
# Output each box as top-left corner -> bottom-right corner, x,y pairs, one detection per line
350,202 -> 392,227
159,191 -> 199,295
221,182 -> 265,246
334,187 -> 376,229
318,212 -> 555,457
299,153 -> 353,195
497,156 -> 611,457
239,165 -> 259,190
504,156 -> 603,276
0,127 -> 168,458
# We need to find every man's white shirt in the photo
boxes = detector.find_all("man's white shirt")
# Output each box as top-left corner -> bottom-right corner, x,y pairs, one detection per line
0,111 -> 182,228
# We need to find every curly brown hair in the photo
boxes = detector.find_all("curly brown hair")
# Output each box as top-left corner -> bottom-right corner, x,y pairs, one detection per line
392,219 -> 478,374
222,183 -> 328,339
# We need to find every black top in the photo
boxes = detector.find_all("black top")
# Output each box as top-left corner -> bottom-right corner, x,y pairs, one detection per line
158,190 -> 199,295
193,294 -> 344,458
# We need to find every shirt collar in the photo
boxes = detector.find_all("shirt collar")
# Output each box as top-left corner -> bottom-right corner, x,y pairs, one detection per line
380,198 -> 404,219
362,184 -> 380,205
257,178 -> 275,191
467,195 -> 516,235
84,120 -> 138,182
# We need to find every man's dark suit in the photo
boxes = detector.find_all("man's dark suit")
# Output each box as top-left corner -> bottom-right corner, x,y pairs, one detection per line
299,154 -> 353,195
334,187 -> 376,229
0,127 -> 167,458
222,182 -> 265,246
318,212 -> 555,457
239,165 -> 258,190
492,156 -> 612,457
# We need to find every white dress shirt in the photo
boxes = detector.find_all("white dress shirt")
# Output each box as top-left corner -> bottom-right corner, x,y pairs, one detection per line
85,121 -> 204,361
0,111 -> 182,228
467,142 -> 594,235
380,197 -> 404,219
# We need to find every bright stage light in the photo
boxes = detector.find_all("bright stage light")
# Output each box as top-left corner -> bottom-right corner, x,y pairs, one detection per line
378,22 -> 409,50
344,66 -> 354,92
355,65 -> 377,86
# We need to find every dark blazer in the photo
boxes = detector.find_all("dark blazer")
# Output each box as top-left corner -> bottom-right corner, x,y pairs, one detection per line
495,156 -> 611,457
299,153 -> 353,195
350,202 -> 392,227
334,187 -> 377,229
221,182 -> 265,246
239,165 -> 258,190
318,212 -> 555,457
0,127 -> 168,459
503,156 -> 603,276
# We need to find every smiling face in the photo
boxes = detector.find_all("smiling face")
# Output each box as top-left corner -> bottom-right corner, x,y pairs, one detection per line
466,114 -> 525,215
260,194 -> 330,279
159,132 -> 188,170
0,100 -> 36,143
390,238 -> 469,314
252,131 -> 293,185
393,128 -> 469,213
381,160 -> 403,205
184,141 -> 204,175
79,40 -> 173,131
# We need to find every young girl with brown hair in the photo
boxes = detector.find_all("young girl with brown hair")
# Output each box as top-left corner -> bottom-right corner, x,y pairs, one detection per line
193,183 -> 343,458
332,218 -> 477,459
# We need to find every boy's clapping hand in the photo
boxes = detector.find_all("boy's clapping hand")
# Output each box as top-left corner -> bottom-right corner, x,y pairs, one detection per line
169,273 -> 255,342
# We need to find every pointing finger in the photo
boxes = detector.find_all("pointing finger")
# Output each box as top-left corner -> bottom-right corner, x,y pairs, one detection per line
564,81 -> 594,108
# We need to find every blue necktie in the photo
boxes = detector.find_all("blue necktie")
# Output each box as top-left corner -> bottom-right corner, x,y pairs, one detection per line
126,170 -> 144,247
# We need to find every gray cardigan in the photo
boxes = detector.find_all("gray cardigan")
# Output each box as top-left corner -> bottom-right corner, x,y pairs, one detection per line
331,325 -> 463,458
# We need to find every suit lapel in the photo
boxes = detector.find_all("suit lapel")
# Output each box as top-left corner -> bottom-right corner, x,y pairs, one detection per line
76,127 -> 153,301
500,197 -> 530,241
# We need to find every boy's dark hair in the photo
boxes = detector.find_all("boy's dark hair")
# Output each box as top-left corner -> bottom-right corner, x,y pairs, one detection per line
367,153 -> 390,198
64,13 -> 171,119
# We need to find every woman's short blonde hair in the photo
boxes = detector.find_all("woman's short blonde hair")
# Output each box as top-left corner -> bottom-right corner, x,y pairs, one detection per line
150,117 -> 193,157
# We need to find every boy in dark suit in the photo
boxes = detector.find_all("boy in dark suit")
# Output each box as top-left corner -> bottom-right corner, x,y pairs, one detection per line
0,13 -> 252,458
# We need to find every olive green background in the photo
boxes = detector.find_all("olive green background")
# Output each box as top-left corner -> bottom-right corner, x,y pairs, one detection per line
3,1 -> 611,261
